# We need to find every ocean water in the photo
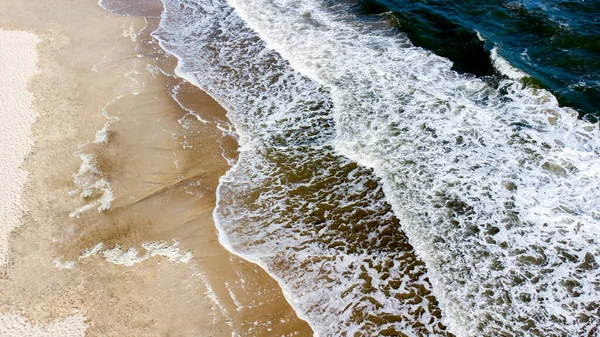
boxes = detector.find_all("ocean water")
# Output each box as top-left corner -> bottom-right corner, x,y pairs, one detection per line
353,0 -> 599,120
152,2 -> 450,335
116,0 -> 599,336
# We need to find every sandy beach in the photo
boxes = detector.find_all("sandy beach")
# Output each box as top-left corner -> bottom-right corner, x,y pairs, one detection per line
0,0 -> 311,336
0,30 -> 39,268
0,28 -> 87,337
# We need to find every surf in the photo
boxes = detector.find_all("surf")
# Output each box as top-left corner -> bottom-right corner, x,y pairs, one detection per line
224,0 -> 600,335
153,0 -> 451,335
152,0 -> 600,335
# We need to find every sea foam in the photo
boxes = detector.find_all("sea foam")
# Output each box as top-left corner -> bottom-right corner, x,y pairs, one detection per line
224,0 -> 600,335
148,0 -> 600,335
153,0 -> 450,335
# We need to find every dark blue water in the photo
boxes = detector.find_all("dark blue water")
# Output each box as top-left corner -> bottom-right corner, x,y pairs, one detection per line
355,0 -> 600,120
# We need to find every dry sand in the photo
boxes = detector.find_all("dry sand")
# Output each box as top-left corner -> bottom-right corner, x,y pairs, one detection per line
0,0 -> 312,336
0,30 -> 39,268
0,28 -> 87,337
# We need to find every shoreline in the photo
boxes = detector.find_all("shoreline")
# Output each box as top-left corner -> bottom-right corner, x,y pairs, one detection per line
159,39 -> 322,335
0,0 -> 312,336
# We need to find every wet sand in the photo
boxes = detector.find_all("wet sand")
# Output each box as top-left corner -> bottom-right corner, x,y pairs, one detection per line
0,0 -> 312,336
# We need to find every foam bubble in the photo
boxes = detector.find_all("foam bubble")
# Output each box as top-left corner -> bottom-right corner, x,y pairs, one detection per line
53,258 -> 76,270
94,122 -> 111,144
78,240 -> 192,266
490,47 -> 528,80
69,153 -> 114,218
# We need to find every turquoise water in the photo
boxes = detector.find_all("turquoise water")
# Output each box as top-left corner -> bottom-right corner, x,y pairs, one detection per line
356,0 -> 599,120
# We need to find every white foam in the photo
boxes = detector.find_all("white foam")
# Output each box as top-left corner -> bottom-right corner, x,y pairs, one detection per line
475,30 -> 485,42
224,282 -> 244,311
93,122 -> 111,144
223,0 -> 600,335
69,153 -> 114,218
0,30 -> 40,266
121,22 -> 138,42
78,240 -> 192,267
152,0 -> 600,335
475,31 -> 527,80
192,269 -> 232,330
79,243 -> 104,260
153,1 -> 454,335
102,246 -> 149,266
490,47 -> 528,80
53,258 -> 76,270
